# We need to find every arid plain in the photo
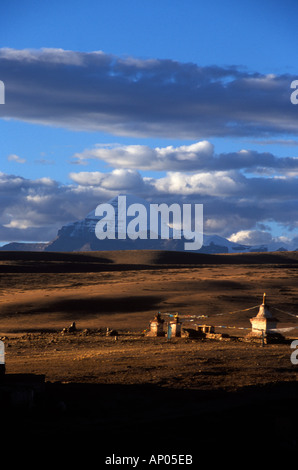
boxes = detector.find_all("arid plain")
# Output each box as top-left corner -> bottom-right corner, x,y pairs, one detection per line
1,249 -> 298,450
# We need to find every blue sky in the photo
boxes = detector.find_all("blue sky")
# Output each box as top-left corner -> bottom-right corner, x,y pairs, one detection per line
0,0 -> 298,246
1,0 -> 297,73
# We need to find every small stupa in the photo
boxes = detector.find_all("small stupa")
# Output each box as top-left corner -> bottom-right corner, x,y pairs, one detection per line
168,313 -> 182,338
247,293 -> 284,343
250,293 -> 277,334
146,312 -> 165,336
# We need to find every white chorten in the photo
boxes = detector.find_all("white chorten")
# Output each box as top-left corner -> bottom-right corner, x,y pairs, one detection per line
250,293 -> 277,336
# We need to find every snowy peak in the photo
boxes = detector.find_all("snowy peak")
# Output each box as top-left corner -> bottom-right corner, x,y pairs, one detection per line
47,195 -> 296,253
0,195 -> 296,253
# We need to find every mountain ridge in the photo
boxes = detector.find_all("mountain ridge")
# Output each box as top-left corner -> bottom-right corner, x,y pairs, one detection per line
1,195 -> 297,253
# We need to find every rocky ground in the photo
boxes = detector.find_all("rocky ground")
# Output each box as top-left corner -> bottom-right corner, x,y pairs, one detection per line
1,250 -> 298,451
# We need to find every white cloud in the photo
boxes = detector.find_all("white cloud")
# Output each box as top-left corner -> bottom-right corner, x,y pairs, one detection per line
228,229 -> 296,248
73,141 -> 213,171
228,230 -> 274,245
26,194 -> 52,203
151,170 -> 243,196
72,140 -> 214,171
69,169 -> 145,190
7,154 -> 26,164
3,219 -> 33,229
71,140 -> 298,176
34,177 -> 55,185
1,143 -> 298,243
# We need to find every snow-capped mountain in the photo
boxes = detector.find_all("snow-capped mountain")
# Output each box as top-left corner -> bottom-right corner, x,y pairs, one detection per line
0,195 -> 296,253
43,195 -> 292,253
200,234 -> 297,254
45,194 -> 200,252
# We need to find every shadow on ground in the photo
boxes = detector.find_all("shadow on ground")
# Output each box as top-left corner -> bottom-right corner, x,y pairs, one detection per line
1,379 -> 298,451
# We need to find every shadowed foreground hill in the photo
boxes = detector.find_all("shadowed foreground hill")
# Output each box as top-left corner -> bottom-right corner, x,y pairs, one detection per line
0,249 -> 298,273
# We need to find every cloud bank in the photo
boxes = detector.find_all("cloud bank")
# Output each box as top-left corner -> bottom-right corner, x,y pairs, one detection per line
1,141 -> 298,244
0,48 -> 297,138
1,49 -> 298,245
72,141 -> 298,175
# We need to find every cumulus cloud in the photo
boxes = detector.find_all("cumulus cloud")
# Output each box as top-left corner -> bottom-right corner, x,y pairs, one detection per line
66,164 -> 298,239
71,140 -> 298,175
0,172 -> 117,242
72,141 -> 214,171
228,230 -> 293,248
7,154 -> 26,164
228,230 -> 274,245
1,160 -> 298,243
148,171 -> 243,197
0,48 -> 297,139
69,168 -> 145,190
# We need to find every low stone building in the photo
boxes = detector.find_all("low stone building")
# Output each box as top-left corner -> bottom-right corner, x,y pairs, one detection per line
196,324 -> 214,334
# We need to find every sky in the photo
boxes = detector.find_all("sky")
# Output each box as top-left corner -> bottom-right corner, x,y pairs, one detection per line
0,0 -> 298,246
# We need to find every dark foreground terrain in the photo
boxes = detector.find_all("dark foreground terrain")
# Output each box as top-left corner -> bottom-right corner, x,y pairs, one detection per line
1,250 -> 298,452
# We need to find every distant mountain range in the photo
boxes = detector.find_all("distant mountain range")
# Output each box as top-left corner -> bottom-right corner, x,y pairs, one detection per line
1,195 -> 297,254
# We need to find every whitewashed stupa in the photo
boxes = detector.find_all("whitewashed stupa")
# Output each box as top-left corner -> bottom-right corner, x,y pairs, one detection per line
146,312 -> 165,337
168,313 -> 182,338
247,293 -> 285,343
250,293 -> 277,336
